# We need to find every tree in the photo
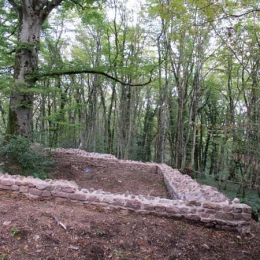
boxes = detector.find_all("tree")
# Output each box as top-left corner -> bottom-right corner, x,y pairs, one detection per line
3,0 -> 152,140
5,0 -> 65,138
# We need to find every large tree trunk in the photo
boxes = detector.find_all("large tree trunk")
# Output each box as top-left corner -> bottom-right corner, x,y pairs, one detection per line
6,14 -> 40,137
6,0 -> 63,138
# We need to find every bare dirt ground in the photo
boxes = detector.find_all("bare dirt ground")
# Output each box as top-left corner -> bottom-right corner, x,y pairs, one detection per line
52,152 -> 170,199
1,151 -> 260,260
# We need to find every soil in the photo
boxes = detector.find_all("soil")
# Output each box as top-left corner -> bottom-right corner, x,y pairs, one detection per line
52,152 -> 170,199
0,151 -> 260,260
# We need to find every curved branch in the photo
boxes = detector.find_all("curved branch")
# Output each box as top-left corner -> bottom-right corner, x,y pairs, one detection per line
224,8 -> 260,18
198,8 -> 260,26
33,68 -> 154,87
40,0 -> 64,22
7,0 -> 20,16
70,0 -> 84,10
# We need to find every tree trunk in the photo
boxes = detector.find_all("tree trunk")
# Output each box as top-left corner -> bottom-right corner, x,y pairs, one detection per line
6,19 -> 39,136
155,30 -> 168,163
6,0 -> 63,138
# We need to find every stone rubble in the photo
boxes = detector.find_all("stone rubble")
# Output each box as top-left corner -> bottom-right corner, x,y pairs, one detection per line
52,148 -> 118,159
0,149 -> 252,234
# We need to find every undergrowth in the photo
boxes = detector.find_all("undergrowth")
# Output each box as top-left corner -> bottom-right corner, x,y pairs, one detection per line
0,135 -> 54,179
196,174 -> 260,221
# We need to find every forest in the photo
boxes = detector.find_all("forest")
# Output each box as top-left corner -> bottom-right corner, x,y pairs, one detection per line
0,0 -> 260,217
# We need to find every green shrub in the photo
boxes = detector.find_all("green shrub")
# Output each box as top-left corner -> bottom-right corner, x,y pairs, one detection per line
0,135 -> 54,179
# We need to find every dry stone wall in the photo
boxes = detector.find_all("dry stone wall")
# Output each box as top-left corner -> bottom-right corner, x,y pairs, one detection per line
54,148 -> 158,174
0,149 -> 252,234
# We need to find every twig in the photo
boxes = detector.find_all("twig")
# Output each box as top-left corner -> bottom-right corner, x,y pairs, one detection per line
23,252 -> 36,256
40,245 -> 60,247
53,216 -> 67,230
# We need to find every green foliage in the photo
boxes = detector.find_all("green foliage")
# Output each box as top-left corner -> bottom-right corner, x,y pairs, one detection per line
0,1 -> 17,67
11,226 -> 20,237
196,174 -> 260,221
1,0 -> 260,206
0,254 -> 7,260
96,230 -> 106,236
0,135 -> 54,179
113,249 -> 123,257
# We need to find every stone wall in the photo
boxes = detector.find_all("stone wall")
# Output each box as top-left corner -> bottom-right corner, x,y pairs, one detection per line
158,164 -> 229,202
54,148 -> 158,174
0,149 -> 252,234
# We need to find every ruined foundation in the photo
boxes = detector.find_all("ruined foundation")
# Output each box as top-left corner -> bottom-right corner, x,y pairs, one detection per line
0,149 -> 251,234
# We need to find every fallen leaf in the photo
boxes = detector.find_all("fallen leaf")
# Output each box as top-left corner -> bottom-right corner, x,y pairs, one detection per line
68,245 -> 79,250
202,243 -> 210,250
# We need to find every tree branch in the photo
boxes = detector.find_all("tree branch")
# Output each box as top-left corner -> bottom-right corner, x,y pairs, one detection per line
223,8 -> 260,18
70,0 -> 84,10
7,0 -> 20,16
33,68 -> 154,87
40,0 -> 64,22
197,8 -> 260,26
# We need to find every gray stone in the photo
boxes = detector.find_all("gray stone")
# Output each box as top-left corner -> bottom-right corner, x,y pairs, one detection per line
51,191 -> 69,198
61,186 -> 76,193
69,193 -> 86,201
233,213 -> 251,221
142,204 -> 155,211
215,212 -> 234,220
205,209 -> 216,214
185,200 -> 201,206
242,205 -> 251,214
203,202 -> 222,210
125,199 -> 142,209
223,205 -> 233,212
86,195 -> 100,202
0,179 -> 15,186
24,182 -> 36,188
0,184 -> 11,190
113,198 -> 125,206
11,185 -> 19,191
19,186 -> 29,193
42,190 -> 51,197
14,180 -> 24,186
154,206 -> 166,212
200,218 -> 213,223
177,207 -> 189,214
29,188 -> 43,196
232,207 -> 243,213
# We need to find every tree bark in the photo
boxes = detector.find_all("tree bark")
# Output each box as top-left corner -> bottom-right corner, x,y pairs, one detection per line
6,0 -> 63,138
